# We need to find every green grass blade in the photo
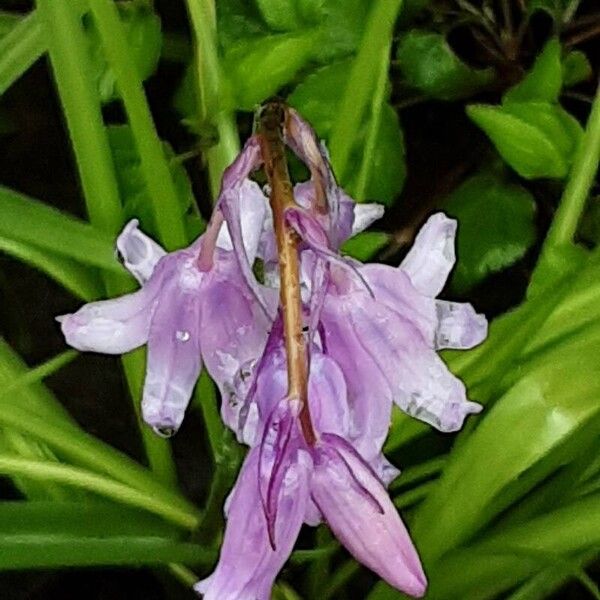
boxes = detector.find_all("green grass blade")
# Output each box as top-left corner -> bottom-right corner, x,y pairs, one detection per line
0,186 -> 122,273
0,11 -> 43,96
0,455 -> 198,529
0,237 -> 103,300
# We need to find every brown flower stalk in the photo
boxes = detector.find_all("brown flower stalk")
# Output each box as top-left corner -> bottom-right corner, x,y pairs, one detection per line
258,101 -> 316,445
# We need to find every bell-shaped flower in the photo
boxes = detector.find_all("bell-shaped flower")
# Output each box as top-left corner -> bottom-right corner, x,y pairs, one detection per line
197,390 -> 426,599
319,213 -> 487,441
58,180 -> 274,437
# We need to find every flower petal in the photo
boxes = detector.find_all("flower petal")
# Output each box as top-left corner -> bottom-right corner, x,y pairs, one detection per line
435,300 -> 487,350
115,219 -> 166,284
320,298 -> 393,461
308,350 -> 350,438
322,293 -> 481,434
216,178 -> 268,265
58,258 -> 170,354
401,213 -> 456,297
312,434 -> 427,597
141,254 -> 202,436
351,203 -> 385,236
360,263 -> 437,346
220,185 -> 272,318
195,446 -> 310,600
199,252 -> 277,444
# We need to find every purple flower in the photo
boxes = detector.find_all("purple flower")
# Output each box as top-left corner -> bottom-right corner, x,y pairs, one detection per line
58,179 -> 275,437
197,396 -> 427,600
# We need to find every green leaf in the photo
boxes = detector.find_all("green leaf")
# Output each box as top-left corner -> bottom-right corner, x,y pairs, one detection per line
255,0 -> 322,31
107,124 -> 203,242
0,501 -> 213,569
444,172 -> 536,291
562,50 -> 592,87
411,333 -> 600,563
341,232 -> 390,261
288,60 -> 350,132
289,61 -> 406,203
0,237 -> 103,300
0,345 -> 78,500
504,38 -> 562,104
0,186 -> 123,273
502,102 -> 583,168
420,496 -> 600,599
348,104 -> 405,204
85,0 -> 162,104
397,30 -> 494,100
315,0 -> 370,62
467,104 -> 570,179
0,11 -> 20,36
222,31 -> 317,110
0,11 -> 43,96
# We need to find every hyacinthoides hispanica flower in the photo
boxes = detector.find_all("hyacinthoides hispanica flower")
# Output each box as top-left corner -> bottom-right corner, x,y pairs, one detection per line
57,102 -> 487,599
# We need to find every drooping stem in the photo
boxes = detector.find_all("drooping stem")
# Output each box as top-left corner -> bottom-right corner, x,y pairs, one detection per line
258,102 -> 315,445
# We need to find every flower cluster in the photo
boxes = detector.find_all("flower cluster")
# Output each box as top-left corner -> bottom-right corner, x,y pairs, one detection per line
58,106 -> 486,599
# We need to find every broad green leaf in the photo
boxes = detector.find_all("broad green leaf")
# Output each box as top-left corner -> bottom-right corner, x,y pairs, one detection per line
0,237 -> 103,300
0,186 -> 123,273
397,30 -> 494,100
85,0 -> 162,103
288,60 -> 350,132
342,232 -> 390,261
562,50 -> 592,87
289,61 -> 406,203
316,0 -> 370,62
255,0 -> 322,31
222,31 -> 317,110
501,102 -> 583,164
107,124 -> 203,242
217,0 -> 271,49
467,104 -> 568,178
411,333 -> 600,563
444,172 -> 537,292
504,38 -> 562,104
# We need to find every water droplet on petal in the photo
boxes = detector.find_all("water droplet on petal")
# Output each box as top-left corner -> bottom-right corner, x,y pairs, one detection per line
175,330 -> 190,342
153,425 -> 176,438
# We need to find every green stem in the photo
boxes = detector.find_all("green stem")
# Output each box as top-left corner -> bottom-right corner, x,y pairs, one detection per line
195,371 -> 224,461
37,0 -> 121,234
544,82 -> 600,250
0,456 -> 198,529
88,0 -> 188,250
206,110 -> 241,198
168,563 -> 199,587
185,0 -> 240,200
327,0 -> 403,182
37,0 -> 178,484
